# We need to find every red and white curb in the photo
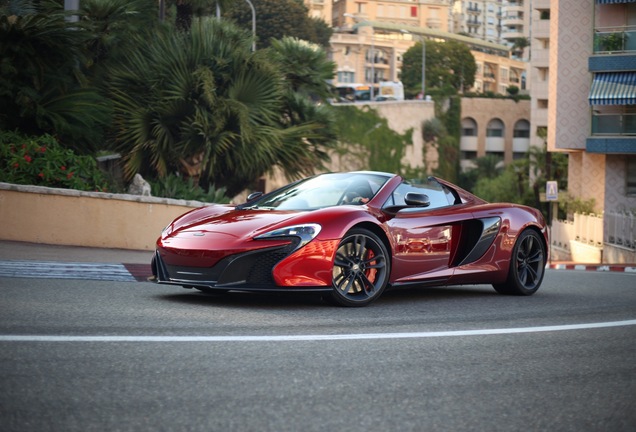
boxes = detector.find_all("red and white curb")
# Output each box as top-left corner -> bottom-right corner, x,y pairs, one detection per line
548,263 -> 636,273
0,260 -> 152,282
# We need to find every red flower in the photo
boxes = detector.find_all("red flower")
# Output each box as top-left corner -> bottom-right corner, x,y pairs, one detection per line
66,172 -> 74,179
13,162 -> 19,169
24,155 -> 32,163
60,166 -> 66,171
40,147 -> 46,153
38,172 -> 44,178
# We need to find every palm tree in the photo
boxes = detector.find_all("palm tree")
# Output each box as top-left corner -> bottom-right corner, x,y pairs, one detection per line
0,5 -> 110,152
511,37 -> 530,58
107,19 -> 336,196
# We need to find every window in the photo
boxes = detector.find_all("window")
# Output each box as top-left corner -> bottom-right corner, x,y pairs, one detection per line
411,6 -> 417,17
461,151 -> 478,160
628,157 -> 636,196
461,118 -> 478,136
337,71 -> 355,83
383,179 -> 459,210
486,119 -> 504,137
513,120 -> 530,138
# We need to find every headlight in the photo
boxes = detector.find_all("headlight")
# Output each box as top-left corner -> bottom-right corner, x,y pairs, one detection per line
255,224 -> 322,249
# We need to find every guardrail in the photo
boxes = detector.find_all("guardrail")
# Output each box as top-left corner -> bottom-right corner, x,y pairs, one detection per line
551,212 -> 636,254
605,211 -> 636,250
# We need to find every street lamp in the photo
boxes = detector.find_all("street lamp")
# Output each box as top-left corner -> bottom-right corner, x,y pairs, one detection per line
344,13 -> 375,100
64,0 -> 80,23
244,0 -> 256,52
369,29 -> 375,100
212,1 -> 255,52
401,29 -> 425,98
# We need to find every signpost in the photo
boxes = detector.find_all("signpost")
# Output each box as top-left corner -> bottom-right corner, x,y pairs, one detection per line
543,181 -> 559,266
546,181 -> 558,202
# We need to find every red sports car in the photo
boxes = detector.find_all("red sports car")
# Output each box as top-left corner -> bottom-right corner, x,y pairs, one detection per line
152,171 -> 548,307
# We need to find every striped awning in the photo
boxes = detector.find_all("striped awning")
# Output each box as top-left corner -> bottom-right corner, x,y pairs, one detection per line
588,72 -> 636,105
596,0 -> 636,4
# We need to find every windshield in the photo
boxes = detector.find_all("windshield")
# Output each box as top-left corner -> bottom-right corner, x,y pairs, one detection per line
241,172 -> 392,211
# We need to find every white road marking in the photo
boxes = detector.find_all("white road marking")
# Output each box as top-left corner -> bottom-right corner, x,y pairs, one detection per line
1,320 -> 635,342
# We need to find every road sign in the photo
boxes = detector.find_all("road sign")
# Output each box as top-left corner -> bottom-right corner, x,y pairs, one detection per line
546,181 -> 558,201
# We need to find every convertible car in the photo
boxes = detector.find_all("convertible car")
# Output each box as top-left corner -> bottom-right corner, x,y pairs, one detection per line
152,171 -> 548,307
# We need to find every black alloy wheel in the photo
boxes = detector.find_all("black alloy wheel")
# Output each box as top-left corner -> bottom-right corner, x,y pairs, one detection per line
329,228 -> 390,307
493,229 -> 546,296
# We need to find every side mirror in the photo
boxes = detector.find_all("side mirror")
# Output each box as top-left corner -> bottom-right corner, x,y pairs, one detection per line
404,192 -> 430,207
246,192 -> 263,201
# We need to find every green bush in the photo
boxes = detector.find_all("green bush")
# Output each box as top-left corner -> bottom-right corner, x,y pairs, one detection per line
150,174 -> 230,203
0,131 -> 108,191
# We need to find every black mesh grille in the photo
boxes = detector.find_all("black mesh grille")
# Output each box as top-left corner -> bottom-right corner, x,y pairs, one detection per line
247,250 -> 290,284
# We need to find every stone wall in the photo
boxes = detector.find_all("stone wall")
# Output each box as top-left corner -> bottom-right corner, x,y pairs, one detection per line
0,183 -> 205,251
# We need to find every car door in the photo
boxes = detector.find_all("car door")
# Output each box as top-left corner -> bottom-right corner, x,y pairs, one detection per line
383,180 -> 475,286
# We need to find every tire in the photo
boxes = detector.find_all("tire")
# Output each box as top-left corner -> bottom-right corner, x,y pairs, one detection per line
327,228 -> 390,307
493,229 -> 546,296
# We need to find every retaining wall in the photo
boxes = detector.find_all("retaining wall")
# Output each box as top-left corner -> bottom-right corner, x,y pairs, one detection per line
0,183 -> 206,251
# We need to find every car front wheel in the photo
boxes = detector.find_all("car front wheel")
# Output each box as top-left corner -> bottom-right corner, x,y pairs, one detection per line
328,228 -> 390,307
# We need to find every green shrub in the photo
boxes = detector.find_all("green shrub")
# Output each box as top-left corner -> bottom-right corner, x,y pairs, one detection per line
0,131 -> 108,191
150,174 -> 230,203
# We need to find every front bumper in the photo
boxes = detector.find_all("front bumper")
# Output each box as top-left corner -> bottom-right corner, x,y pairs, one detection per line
152,244 -> 332,293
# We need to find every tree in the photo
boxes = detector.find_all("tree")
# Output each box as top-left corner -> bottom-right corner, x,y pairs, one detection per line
333,105 -> 413,175
223,0 -> 332,49
0,3 -> 110,153
401,39 -> 476,97
511,37 -> 529,58
106,19 -> 336,196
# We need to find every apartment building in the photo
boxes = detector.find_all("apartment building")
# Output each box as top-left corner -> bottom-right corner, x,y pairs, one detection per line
547,0 -> 636,262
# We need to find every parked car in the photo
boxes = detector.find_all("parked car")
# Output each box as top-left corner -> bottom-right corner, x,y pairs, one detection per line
152,171 -> 548,307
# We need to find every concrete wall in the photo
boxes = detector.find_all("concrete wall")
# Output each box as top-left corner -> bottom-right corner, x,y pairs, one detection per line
0,183 -> 205,251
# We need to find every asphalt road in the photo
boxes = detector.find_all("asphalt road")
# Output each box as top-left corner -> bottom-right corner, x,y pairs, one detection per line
1,270 -> 635,432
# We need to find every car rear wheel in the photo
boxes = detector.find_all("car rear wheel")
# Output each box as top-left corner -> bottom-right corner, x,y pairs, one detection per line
328,228 -> 390,307
493,229 -> 546,296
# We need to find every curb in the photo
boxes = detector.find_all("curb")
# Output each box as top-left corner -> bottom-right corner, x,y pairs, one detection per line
548,263 -> 636,273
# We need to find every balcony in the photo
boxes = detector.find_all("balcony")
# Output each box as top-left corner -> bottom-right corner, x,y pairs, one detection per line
503,29 -> 524,40
467,6 -> 481,15
594,28 -> 636,53
591,113 -> 636,136
502,15 -> 523,27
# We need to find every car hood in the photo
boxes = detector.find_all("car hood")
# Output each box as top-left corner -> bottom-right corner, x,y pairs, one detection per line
164,205 -> 306,242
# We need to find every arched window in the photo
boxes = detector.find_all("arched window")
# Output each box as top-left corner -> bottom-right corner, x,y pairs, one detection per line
513,119 -> 530,138
461,118 -> 478,136
513,119 -> 530,159
486,118 -> 504,137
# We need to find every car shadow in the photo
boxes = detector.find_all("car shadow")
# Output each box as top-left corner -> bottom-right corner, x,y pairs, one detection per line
155,284 -> 501,309
157,289 -> 327,309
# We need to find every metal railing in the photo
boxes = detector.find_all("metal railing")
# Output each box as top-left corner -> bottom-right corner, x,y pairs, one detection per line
574,213 -> 604,247
550,212 -> 635,252
594,27 -> 636,53
605,211 -> 636,250
591,113 -> 636,136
